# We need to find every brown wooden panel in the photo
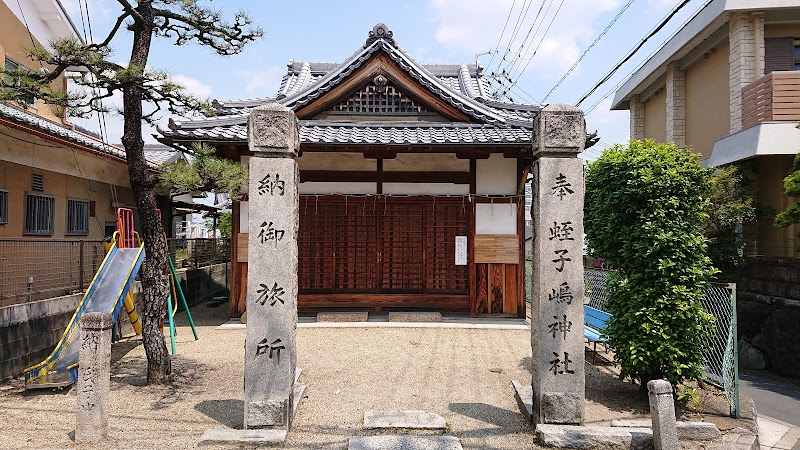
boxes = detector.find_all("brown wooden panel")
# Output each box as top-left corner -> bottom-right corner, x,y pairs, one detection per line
474,234 -> 520,264
504,264 -> 518,316
490,263 -> 504,314
298,294 -> 469,310
237,233 -> 248,263
476,263 -> 488,314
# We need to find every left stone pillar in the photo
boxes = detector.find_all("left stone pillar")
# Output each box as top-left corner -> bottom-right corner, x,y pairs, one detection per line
243,104 -> 299,430
76,312 -> 112,444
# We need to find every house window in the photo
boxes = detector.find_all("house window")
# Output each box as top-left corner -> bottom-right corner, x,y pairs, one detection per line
67,199 -> 90,235
2,58 -> 36,106
794,40 -> 800,70
24,193 -> 54,235
0,190 -> 7,224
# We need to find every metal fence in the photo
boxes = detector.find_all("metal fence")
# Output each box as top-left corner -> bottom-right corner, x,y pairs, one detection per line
583,268 -> 740,417
0,238 -> 231,308
167,238 -> 231,270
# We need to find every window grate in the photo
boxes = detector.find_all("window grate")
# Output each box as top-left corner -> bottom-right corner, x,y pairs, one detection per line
31,173 -> 44,191
0,189 -> 7,224
24,193 -> 54,235
67,199 -> 90,235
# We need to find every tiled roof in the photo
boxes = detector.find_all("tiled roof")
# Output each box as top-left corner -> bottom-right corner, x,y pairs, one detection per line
161,24 -> 540,147
0,102 -> 127,159
159,119 -> 530,146
143,144 -> 187,166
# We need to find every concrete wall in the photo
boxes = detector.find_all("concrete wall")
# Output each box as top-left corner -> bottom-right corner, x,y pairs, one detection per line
0,0 -> 67,124
685,41 -> 731,158
0,262 -> 230,381
643,88 -> 667,143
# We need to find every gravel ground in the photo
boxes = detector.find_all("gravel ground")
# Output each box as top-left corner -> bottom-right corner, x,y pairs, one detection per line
0,303 -> 741,449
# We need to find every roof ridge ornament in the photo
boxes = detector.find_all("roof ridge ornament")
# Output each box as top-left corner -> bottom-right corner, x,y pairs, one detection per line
365,23 -> 395,47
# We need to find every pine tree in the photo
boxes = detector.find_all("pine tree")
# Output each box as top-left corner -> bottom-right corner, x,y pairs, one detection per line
0,1 -> 261,384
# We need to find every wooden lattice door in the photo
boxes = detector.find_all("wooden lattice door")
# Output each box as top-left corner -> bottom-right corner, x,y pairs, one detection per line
298,195 -> 468,297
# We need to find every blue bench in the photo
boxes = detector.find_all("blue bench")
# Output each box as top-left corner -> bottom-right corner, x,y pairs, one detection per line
584,305 -> 612,364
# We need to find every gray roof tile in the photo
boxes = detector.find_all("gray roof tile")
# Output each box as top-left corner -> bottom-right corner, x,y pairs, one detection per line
159,120 -> 530,146
0,102 -> 128,159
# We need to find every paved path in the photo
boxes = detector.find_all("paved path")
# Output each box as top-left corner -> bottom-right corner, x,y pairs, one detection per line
738,370 -> 800,449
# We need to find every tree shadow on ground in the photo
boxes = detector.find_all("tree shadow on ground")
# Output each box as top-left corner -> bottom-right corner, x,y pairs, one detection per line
449,402 -> 519,428
110,354 -> 209,411
111,337 -> 142,365
195,399 -> 244,428
584,358 -> 649,416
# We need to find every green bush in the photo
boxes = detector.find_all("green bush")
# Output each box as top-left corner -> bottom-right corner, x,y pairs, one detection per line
584,139 -> 716,387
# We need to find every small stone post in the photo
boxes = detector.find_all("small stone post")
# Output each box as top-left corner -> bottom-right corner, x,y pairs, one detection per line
648,379 -> 678,450
243,104 -> 299,430
75,312 -> 112,443
530,103 -> 586,424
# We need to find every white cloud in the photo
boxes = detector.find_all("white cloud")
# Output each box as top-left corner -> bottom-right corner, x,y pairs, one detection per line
235,66 -> 283,97
431,0 -> 619,75
61,0 -> 112,30
171,74 -> 212,100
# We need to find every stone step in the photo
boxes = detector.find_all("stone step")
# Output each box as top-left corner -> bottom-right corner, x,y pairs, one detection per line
536,424 -> 653,449
348,436 -> 462,450
387,312 -> 441,323
198,429 -> 287,447
363,410 -> 447,430
511,380 -> 533,424
317,311 -> 369,322
611,419 -> 721,440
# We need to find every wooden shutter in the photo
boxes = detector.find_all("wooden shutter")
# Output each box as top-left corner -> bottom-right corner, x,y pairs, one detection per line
765,37 -> 795,73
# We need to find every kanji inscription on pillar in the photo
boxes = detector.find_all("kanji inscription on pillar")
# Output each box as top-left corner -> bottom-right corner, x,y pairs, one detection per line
530,103 -> 585,425
244,104 -> 299,430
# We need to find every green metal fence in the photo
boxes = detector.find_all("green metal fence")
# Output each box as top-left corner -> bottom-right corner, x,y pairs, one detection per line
582,268 -> 740,418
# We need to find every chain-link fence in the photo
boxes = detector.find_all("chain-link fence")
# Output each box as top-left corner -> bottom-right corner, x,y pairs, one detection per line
582,268 -> 740,417
0,239 -> 106,307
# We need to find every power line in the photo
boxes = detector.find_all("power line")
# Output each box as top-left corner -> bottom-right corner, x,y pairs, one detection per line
541,0 -> 637,103
574,0 -> 695,107
581,0 -> 713,114
506,0 -> 558,80
486,0 -> 518,69
499,0 -> 566,99
501,0 -> 550,77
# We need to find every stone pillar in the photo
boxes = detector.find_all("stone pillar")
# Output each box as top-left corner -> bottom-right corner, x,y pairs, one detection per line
529,103 -> 585,425
75,312 -> 112,444
243,104 -> 299,430
729,11 -> 764,133
648,379 -> 678,450
665,62 -> 685,148
629,95 -> 645,141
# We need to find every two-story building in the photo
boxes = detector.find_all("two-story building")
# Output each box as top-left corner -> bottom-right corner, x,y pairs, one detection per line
611,0 -> 800,258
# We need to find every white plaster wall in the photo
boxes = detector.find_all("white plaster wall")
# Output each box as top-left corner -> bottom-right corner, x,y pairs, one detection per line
476,154 -> 517,194
383,153 -> 468,171
298,152 -> 376,171
475,203 -> 517,235
299,182 -> 378,194
382,183 -> 469,195
239,201 -> 249,233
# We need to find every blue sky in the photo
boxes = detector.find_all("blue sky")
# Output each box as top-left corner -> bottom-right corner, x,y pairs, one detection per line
60,0 -> 706,157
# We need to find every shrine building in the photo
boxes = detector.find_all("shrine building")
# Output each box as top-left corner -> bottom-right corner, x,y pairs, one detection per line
158,24 -> 547,318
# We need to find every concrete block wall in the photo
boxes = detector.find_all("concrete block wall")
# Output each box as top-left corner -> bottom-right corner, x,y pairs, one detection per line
666,61 -> 686,147
0,262 -> 230,381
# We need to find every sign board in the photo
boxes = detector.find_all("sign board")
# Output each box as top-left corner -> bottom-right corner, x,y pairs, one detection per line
455,236 -> 467,266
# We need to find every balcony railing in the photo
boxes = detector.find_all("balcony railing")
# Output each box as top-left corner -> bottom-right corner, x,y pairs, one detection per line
742,71 -> 800,128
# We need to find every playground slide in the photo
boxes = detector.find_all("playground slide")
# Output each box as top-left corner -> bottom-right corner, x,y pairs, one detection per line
23,243 -> 145,389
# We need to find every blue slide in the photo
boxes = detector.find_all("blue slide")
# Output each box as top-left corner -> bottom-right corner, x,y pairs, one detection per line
24,243 -> 145,389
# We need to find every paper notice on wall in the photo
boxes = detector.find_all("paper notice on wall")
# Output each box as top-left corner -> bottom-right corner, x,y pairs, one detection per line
455,236 -> 467,266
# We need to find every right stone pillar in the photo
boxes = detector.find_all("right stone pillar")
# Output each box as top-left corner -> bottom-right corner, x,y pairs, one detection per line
530,103 -> 586,425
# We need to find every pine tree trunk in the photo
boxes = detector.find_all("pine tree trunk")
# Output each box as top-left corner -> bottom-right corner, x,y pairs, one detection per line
120,2 -> 171,384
